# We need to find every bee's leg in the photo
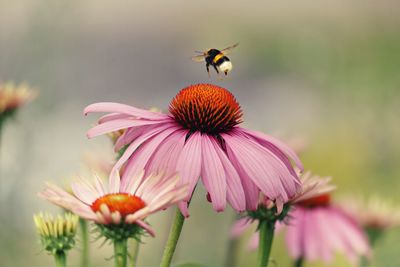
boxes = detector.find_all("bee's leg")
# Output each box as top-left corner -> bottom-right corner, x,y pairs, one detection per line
213,64 -> 219,74
206,63 -> 211,78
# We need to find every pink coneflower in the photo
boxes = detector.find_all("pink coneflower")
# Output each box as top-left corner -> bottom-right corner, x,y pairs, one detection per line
231,171 -> 335,241
285,194 -> 371,264
339,196 -> 400,231
84,84 -> 303,216
39,171 -> 188,236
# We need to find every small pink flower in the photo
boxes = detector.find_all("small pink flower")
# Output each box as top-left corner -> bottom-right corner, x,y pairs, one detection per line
38,171 -> 188,236
339,196 -> 400,230
84,84 -> 303,216
286,195 -> 371,264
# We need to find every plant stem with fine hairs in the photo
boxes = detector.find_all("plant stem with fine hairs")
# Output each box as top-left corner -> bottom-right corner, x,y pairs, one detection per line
257,220 -> 275,267
54,251 -> 67,267
160,208 -> 185,267
294,257 -> 304,267
114,238 -> 128,267
79,218 -> 89,267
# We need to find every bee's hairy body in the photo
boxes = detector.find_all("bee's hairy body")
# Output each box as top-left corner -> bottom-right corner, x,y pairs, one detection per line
205,49 -> 232,75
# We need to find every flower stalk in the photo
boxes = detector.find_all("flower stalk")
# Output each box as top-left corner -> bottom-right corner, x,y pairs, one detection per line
160,208 -> 185,267
54,251 -> 67,267
79,218 -> 90,267
257,220 -> 275,267
114,238 -> 128,267
294,257 -> 304,267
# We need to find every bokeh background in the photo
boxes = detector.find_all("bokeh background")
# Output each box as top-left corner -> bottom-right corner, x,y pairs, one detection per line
1,1 -> 399,266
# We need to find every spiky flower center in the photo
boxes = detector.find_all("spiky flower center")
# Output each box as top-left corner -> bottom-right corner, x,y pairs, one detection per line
169,84 -> 242,134
297,194 -> 331,208
91,193 -> 146,217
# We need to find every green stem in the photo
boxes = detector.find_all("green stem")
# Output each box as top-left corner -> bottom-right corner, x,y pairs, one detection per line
129,239 -> 140,267
360,256 -> 370,267
160,208 -> 186,267
257,220 -> 275,267
294,257 -> 304,267
114,238 -> 128,267
79,218 -> 89,267
54,251 -> 67,267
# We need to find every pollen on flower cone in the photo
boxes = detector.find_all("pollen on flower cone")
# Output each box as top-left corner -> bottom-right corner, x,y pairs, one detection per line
169,84 -> 242,134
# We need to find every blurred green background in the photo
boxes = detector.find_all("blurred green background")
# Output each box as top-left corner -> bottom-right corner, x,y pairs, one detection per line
0,1 -> 399,266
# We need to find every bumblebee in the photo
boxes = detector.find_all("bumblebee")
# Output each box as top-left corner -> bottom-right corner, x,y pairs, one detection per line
192,43 -> 239,76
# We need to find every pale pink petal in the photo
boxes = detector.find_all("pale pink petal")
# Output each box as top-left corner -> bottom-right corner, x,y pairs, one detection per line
84,102 -> 168,120
242,128 -> 304,171
111,212 -> 122,224
71,182 -> 97,205
98,113 -> 131,123
136,220 -> 155,237
109,170 -> 121,193
223,132 -> 299,203
230,217 -> 253,238
110,122 -> 174,189
248,232 -> 259,250
200,135 -> 227,212
175,131 -> 202,202
225,142 -> 260,211
178,202 -> 190,218
211,137 -> 246,212
145,130 -> 186,175
87,118 -> 163,138
124,170 -> 146,195
93,174 -> 106,196
121,126 -> 179,186
285,208 -> 305,259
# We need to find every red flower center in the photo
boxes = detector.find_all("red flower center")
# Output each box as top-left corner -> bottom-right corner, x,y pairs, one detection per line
169,84 -> 242,134
297,194 -> 331,208
91,193 -> 146,217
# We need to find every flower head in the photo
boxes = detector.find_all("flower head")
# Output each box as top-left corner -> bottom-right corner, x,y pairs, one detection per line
39,171 -> 188,237
33,212 -> 78,255
339,196 -> 400,230
0,82 -> 36,113
285,194 -> 371,264
84,83 -> 303,216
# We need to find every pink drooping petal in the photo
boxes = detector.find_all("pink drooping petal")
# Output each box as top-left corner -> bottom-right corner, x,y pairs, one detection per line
136,220 -> 155,237
285,208 -> 305,259
230,217 -> 253,238
87,118 -> 164,138
200,135 -> 227,212
84,102 -> 168,120
248,232 -> 259,251
302,210 -> 319,261
224,140 -> 259,210
329,207 -> 370,262
110,122 -> 174,189
122,126 -> 180,186
145,130 -> 186,175
98,113 -> 131,123
211,137 -> 246,212
242,128 -> 304,172
175,132 -> 202,203
223,132 -> 298,203
178,201 -> 190,218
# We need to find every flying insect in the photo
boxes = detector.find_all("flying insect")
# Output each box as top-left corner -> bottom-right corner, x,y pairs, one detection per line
192,43 -> 239,76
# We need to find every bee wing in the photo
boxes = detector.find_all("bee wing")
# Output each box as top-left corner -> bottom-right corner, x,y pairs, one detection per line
191,54 -> 206,62
221,43 -> 239,55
